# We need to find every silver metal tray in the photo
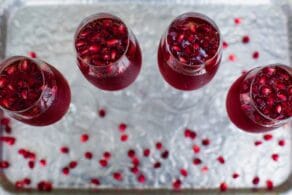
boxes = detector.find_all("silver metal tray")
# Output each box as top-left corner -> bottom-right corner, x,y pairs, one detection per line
0,0 -> 291,193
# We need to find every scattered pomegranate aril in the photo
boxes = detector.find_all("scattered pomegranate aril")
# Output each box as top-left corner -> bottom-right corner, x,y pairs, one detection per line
0,136 -> 16,145
39,159 -> 47,167
263,134 -> 273,141
278,139 -> 285,146
0,160 -> 10,168
254,141 -> 262,146
99,159 -> 108,167
266,180 -> 273,190
120,134 -> 128,142
228,54 -> 236,62
0,118 -> 10,125
98,108 -> 106,118
202,138 -> 210,146
232,173 -> 239,179
252,176 -> 260,185
217,156 -> 225,164
69,161 -> 78,169
80,134 -> 89,142
128,149 -> 135,158
192,145 -> 200,153
234,18 -> 241,24
172,179 -> 181,190
103,151 -> 111,159
271,154 -> 279,161
193,158 -> 202,165
62,167 -> 70,175
28,161 -> 35,169
155,142 -> 163,150
91,178 -> 100,186
180,169 -> 188,177
119,123 -> 127,132
252,51 -> 259,59
84,152 -> 93,159
153,162 -> 161,169
28,51 -> 37,58
60,146 -> 69,154
143,148 -> 150,157
223,41 -> 228,49
113,172 -> 123,181
37,181 -> 53,192
220,182 -> 228,192
161,150 -> 169,159
137,174 -> 146,183
242,35 -> 250,44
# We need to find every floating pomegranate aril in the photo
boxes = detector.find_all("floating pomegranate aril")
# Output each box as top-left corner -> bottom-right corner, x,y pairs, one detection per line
158,12 -> 222,90
74,13 -> 142,91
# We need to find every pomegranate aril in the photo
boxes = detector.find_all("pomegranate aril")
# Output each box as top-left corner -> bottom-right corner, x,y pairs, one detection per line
84,152 -> 93,159
266,180 -> 273,190
39,159 -> 47,167
234,18 -> 241,24
69,161 -> 78,169
242,35 -> 250,44
220,182 -> 228,192
37,181 -> 53,192
252,176 -> 260,185
202,138 -> 210,146
254,141 -> 262,146
137,174 -> 146,183
143,149 -> 150,157
0,160 -> 10,168
98,108 -> 106,118
172,179 -> 181,190
232,173 -> 239,179
128,149 -> 135,158
193,145 -> 200,153
99,159 -> 108,167
193,158 -> 202,165
60,146 -> 69,154
80,134 -> 89,142
113,172 -> 123,181
103,151 -> 111,159
155,142 -> 163,150
161,150 -> 169,159
119,123 -> 127,132
91,178 -> 100,186
153,162 -> 161,169
271,154 -> 279,161
120,134 -> 128,142
28,161 -> 35,169
263,134 -> 273,141
252,51 -> 259,59
217,156 -> 225,164
62,167 -> 70,175
278,139 -> 285,146
0,118 -> 10,125
180,169 -> 188,177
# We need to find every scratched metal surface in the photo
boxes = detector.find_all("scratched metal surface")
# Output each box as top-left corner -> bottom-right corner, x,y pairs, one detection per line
0,0 -> 291,192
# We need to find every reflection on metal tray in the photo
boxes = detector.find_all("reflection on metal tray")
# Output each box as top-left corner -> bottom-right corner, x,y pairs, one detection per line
0,0 -> 291,193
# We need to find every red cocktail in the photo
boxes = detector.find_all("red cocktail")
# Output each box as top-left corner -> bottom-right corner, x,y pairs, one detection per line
226,65 -> 291,133
158,12 -> 222,91
74,13 -> 142,91
0,56 -> 71,126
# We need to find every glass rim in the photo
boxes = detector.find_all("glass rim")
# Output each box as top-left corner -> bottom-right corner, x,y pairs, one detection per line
248,64 -> 292,123
74,12 -> 130,68
165,12 -> 223,69
0,56 -> 46,113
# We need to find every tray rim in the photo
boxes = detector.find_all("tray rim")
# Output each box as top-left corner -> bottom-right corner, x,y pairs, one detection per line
0,0 -> 291,194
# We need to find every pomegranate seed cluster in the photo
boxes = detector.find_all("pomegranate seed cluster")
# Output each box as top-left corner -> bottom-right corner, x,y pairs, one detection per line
75,17 -> 128,66
0,59 -> 43,111
167,17 -> 220,65
240,66 -> 291,124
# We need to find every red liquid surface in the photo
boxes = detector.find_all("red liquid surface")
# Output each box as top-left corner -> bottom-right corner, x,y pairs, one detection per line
226,65 -> 292,133
158,13 -> 221,90
0,57 -> 71,126
75,15 -> 142,91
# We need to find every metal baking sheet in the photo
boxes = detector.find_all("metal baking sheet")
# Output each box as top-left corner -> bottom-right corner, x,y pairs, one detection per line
0,0 -> 291,193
